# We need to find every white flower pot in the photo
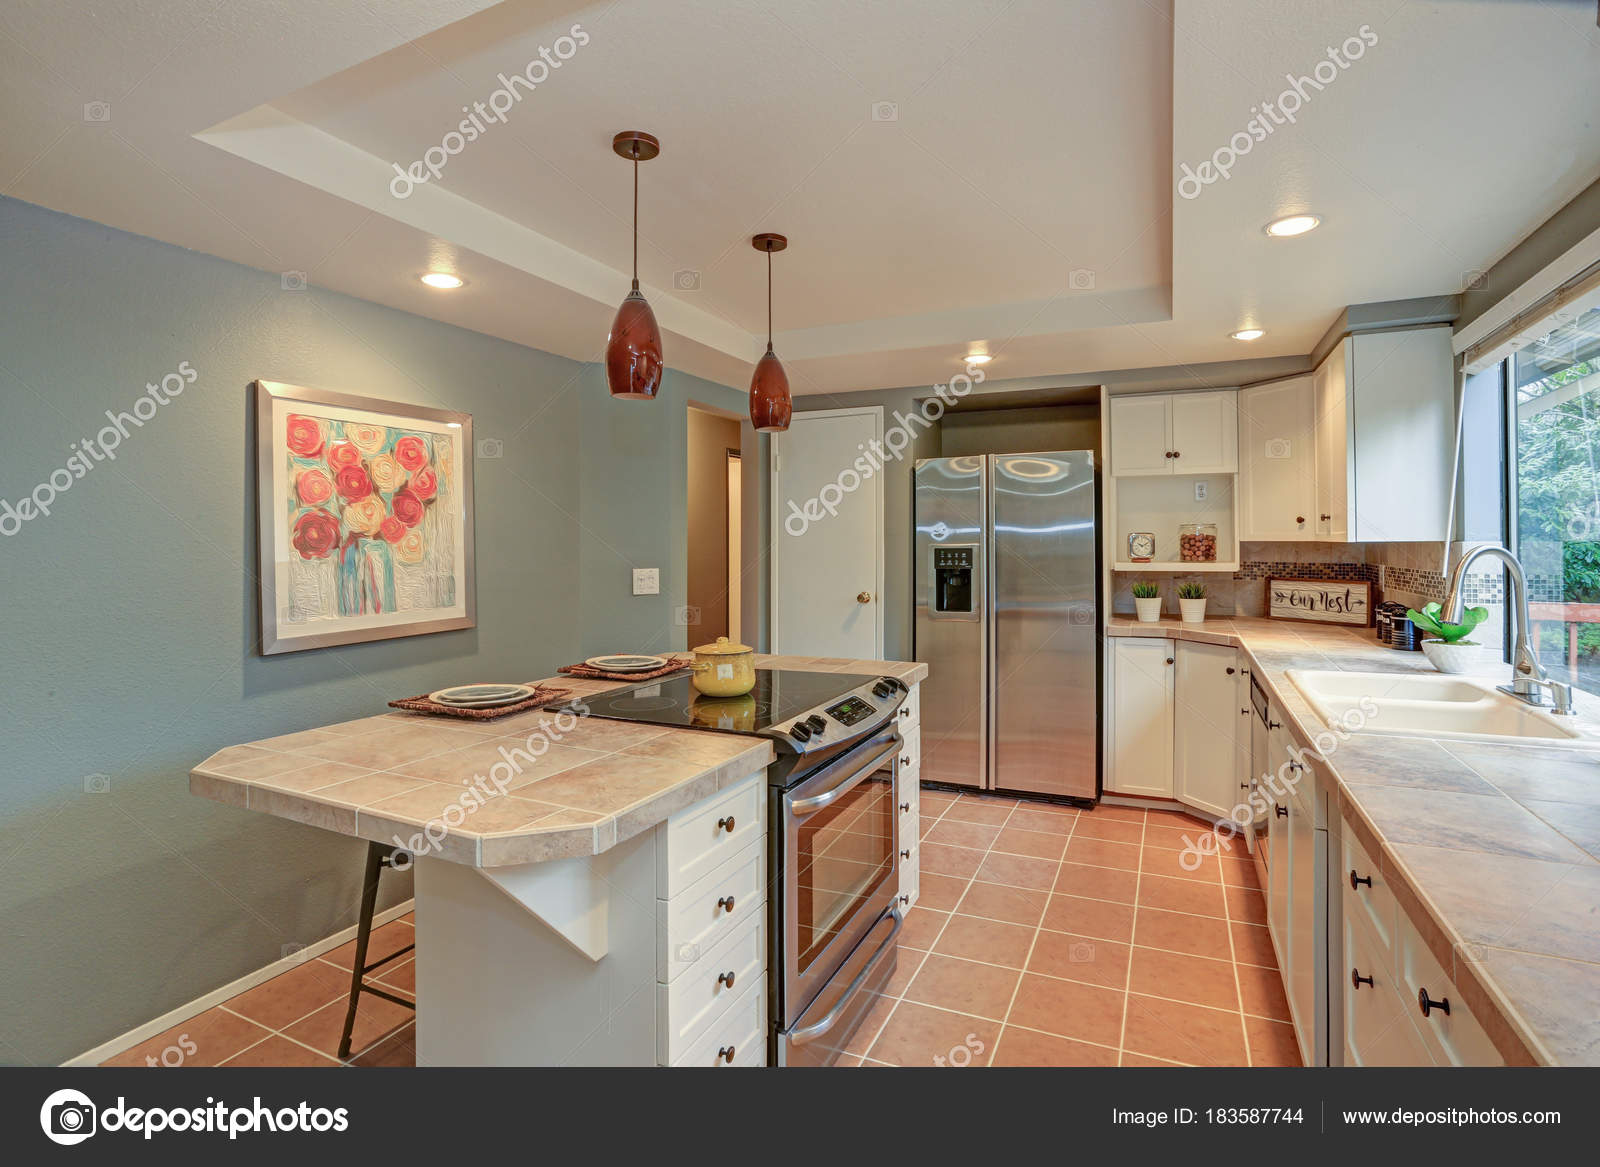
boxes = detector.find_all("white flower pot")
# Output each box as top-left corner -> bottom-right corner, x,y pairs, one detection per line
1134,597 -> 1163,623
1421,639 -> 1477,675
1179,598 -> 1207,623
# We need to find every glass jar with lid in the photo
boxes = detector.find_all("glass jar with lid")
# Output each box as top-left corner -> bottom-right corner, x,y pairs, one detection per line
1178,522 -> 1218,562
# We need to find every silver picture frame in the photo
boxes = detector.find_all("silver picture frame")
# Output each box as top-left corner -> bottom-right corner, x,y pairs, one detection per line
254,379 -> 476,655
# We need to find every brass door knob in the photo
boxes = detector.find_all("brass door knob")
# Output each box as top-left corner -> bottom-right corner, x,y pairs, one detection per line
857,591 -> 872,603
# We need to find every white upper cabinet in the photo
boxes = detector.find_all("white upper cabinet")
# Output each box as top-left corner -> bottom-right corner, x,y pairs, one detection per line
1109,391 -> 1237,476
1313,343 -> 1350,540
1238,375 -> 1317,541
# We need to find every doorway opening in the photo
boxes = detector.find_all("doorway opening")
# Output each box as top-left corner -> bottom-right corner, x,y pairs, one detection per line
686,404 -> 743,649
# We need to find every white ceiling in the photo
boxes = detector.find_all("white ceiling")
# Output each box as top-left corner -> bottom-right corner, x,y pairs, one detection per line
3,0 -> 1598,396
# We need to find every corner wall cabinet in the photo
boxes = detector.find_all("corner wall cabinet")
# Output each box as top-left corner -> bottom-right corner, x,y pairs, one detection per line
1109,391 -> 1238,476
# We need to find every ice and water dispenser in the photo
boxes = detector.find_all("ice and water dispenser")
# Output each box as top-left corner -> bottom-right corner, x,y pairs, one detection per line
932,545 -> 977,616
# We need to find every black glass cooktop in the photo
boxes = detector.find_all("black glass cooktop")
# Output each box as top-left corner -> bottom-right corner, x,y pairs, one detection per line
560,669 -> 884,736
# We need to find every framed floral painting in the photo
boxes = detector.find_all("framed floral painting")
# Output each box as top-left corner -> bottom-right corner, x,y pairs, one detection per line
254,381 -> 475,654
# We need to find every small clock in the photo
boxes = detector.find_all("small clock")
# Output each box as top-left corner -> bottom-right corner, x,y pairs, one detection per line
1127,532 -> 1156,562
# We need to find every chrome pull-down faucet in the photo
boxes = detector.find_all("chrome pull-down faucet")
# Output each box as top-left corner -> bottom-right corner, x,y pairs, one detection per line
1440,545 -> 1574,714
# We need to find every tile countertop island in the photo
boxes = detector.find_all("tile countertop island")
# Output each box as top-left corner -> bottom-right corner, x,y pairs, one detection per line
1111,615 -> 1600,1066
190,653 -> 928,867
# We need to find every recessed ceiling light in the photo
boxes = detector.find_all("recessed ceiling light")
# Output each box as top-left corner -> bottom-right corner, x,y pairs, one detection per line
1264,214 -> 1321,237
420,272 -> 465,289
1231,328 -> 1266,341
965,352 -> 993,365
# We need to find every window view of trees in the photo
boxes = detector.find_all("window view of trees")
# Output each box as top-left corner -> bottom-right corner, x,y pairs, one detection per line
1514,302 -> 1600,694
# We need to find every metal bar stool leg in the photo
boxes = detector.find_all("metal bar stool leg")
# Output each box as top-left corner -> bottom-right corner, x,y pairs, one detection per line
337,841 -> 389,1060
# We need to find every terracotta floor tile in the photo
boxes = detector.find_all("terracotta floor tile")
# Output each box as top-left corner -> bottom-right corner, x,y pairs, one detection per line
914,872 -> 970,913
1007,807 -> 1077,835
224,959 -> 351,1030
1123,994 -> 1248,1066
904,954 -> 1021,1020
1146,809 -> 1208,828
101,1006 -> 270,1067
1040,894 -> 1135,943
976,851 -> 1060,891
1231,921 -> 1278,968
883,948 -> 927,998
992,1026 -> 1119,1067
865,1001 -> 999,1067
323,920 -> 415,971
1082,805 -> 1146,823
919,791 -> 958,813
283,995 -> 414,1059
919,842 -> 986,880
956,880 -> 1049,927
1065,836 -> 1142,871
842,993 -> 899,1057
1143,823 -> 1215,852
940,801 -> 1014,827
374,956 -> 415,996
1128,946 -> 1240,1011
1007,973 -> 1125,1047
1225,883 -> 1269,926
923,819 -> 1002,850
959,792 -> 1018,807
899,907 -> 950,950
1245,1016 -> 1302,1067
1141,845 -> 1224,883
1221,857 -> 1260,888
933,914 -> 1035,968
1134,907 -> 1234,960
1029,930 -> 1130,989
220,1035 -> 340,1067
1072,816 -> 1144,845
991,826 -> 1069,860
1121,1051 -> 1191,1067
1236,961 -> 1293,1022
1055,861 -> 1139,903
1138,874 -> 1228,919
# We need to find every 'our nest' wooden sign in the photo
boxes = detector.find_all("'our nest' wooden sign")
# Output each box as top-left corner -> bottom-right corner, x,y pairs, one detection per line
1266,578 -> 1373,626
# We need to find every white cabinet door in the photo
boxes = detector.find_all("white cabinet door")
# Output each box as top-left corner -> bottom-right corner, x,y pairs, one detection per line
1108,637 -> 1174,797
1287,785 -> 1321,1061
1313,342 -> 1350,540
1173,641 -> 1240,819
1348,328 -> 1455,542
1170,391 -> 1238,474
1109,395 -> 1173,476
1239,376 -> 1316,540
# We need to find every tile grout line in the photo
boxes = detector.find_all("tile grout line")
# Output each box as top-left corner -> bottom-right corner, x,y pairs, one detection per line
1114,812 -> 1147,1065
1216,833 -> 1253,1067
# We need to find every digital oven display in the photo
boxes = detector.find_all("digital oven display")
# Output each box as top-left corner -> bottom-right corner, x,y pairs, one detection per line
825,695 -> 876,726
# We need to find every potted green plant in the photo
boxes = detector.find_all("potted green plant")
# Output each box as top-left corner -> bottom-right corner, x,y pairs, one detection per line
1132,580 -> 1162,623
1178,581 -> 1207,623
1406,602 -> 1489,674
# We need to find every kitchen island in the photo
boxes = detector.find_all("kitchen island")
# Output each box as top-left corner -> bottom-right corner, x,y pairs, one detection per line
190,653 -> 927,1066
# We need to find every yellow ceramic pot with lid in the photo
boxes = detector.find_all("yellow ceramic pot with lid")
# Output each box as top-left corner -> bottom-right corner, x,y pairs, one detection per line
689,636 -> 756,697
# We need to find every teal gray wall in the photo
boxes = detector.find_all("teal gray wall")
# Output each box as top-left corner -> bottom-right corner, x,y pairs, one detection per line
0,195 -> 743,1064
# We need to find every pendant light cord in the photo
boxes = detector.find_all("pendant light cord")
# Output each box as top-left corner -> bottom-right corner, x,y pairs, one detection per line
631,153 -> 640,292
766,246 -> 774,353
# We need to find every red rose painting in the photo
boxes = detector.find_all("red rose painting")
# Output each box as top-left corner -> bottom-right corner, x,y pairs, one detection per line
409,465 -> 438,500
326,441 -> 362,471
390,489 -> 425,528
393,435 -> 428,473
295,467 -> 334,506
291,507 -> 341,559
378,516 -> 406,543
285,414 -> 326,458
334,464 -> 372,501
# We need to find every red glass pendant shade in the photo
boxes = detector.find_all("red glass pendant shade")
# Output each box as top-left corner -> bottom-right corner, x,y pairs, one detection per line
607,131 -> 663,400
749,345 -> 791,432
607,284 -> 664,400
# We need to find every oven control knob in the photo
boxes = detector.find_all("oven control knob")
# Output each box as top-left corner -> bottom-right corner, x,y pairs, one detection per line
805,715 -> 827,733
788,723 -> 812,742
873,680 -> 895,698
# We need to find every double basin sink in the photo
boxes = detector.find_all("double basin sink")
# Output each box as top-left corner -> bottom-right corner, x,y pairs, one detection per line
1286,669 -> 1593,747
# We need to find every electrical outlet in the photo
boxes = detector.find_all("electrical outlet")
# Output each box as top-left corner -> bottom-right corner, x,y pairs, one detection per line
1194,481 -> 1208,502
632,567 -> 660,596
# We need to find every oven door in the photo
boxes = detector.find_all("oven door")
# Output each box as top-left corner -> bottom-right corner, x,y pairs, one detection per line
780,903 -> 901,1067
781,733 -> 900,1031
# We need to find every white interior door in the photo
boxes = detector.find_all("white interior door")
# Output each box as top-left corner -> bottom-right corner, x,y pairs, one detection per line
770,407 -> 884,658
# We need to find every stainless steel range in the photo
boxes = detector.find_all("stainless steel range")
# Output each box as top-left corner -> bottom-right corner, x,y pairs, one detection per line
569,668 -> 908,1066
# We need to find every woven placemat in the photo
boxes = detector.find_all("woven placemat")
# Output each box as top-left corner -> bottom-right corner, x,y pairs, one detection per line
558,656 -> 691,682
389,683 -> 572,720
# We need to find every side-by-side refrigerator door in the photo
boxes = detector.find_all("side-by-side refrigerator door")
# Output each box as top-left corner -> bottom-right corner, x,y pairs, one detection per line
989,451 -> 1099,799
913,457 -> 986,790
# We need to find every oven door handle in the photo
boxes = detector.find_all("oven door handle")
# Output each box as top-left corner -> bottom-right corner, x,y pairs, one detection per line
788,907 -> 903,1047
787,737 -> 899,819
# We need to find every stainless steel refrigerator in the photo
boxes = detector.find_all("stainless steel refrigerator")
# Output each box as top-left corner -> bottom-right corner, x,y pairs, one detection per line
913,452 -> 1099,799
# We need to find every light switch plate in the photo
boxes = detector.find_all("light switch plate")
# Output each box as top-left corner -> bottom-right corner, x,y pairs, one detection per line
632,568 -> 660,596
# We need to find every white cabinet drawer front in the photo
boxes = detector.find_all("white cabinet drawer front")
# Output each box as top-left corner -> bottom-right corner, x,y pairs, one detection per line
658,839 -> 764,981
898,844 -> 919,910
672,977 -> 766,1067
896,684 -> 921,731
898,726 -> 922,772
1340,823 -> 1397,966
659,774 -> 765,898
659,910 -> 766,1064
1344,911 -> 1433,1066
1395,913 -> 1502,1067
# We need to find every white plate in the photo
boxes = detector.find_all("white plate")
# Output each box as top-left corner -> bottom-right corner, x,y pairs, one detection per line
585,654 -> 669,673
427,684 -> 537,708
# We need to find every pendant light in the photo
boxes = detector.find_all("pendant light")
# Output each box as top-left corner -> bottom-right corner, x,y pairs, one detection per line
749,232 -> 792,432
606,131 -> 664,400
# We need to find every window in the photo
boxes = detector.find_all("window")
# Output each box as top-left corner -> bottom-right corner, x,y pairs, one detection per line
1511,301 -> 1600,695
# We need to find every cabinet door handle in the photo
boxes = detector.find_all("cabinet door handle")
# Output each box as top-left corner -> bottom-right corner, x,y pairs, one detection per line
1241,708 -> 1250,716
901,755 -> 910,766
899,893 -> 910,905
717,896 -> 736,913
1418,988 -> 1451,1018
717,1045 -> 736,1064
1268,720 -> 1281,730
1166,658 -> 1174,665
1275,804 -> 1288,818
1172,450 -> 1180,459
1226,667 -> 1236,674
1296,516 -> 1306,524
1350,870 -> 1373,890
1320,513 -> 1332,522
901,848 -> 911,858
718,970 -> 736,989
900,801 -> 911,812
1351,968 -> 1374,991
718,815 -> 736,833
1164,451 -> 1174,459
